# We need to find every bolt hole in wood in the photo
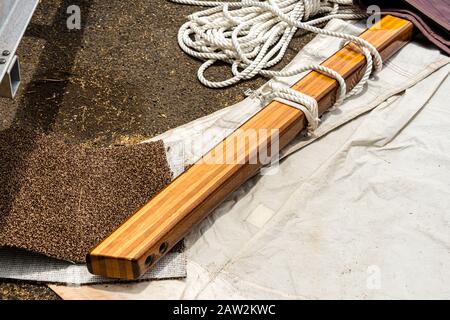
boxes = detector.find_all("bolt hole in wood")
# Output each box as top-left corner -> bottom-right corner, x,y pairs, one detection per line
145,254 -> 154,266
159,241 -> 168,254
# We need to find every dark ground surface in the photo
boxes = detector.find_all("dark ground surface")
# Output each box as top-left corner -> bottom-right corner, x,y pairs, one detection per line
0,281 -> 60,300
0,0 -> 315,299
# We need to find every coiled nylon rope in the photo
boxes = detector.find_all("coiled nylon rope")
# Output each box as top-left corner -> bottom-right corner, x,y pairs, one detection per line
170,0 -> 383,133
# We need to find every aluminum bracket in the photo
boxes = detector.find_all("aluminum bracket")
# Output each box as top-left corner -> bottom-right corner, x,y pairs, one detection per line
0,0 -> 39,98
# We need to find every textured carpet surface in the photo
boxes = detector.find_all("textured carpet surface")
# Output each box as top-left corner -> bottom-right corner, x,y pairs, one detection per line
0,128 -> 172,263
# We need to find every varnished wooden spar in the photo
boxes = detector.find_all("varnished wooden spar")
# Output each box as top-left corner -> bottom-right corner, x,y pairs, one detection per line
87,16 -> 414,279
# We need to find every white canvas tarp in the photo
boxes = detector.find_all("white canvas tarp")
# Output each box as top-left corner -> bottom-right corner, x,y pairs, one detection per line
50,19 -> 450,299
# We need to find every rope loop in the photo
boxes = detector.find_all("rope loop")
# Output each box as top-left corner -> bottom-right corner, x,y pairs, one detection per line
170,0 -> 383,134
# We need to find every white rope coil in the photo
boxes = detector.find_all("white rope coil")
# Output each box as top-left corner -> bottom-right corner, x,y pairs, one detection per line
170,0 -> 383,134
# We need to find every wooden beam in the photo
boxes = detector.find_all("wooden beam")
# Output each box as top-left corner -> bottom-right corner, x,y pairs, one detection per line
87,16 -> 414,280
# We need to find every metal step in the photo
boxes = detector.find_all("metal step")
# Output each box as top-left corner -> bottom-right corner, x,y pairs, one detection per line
0,0 -> 39,98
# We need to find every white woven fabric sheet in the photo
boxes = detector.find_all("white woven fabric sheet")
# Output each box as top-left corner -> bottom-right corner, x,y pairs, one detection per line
0,248 -> 186,284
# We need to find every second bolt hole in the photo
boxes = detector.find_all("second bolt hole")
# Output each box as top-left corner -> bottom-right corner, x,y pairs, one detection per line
159,241 -> 168,254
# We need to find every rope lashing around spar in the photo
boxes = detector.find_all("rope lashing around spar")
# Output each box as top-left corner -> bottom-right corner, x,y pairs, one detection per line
170,0 -> 383,134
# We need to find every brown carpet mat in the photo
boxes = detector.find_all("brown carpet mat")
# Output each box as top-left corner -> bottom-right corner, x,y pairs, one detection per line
0,128 -> 172,263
